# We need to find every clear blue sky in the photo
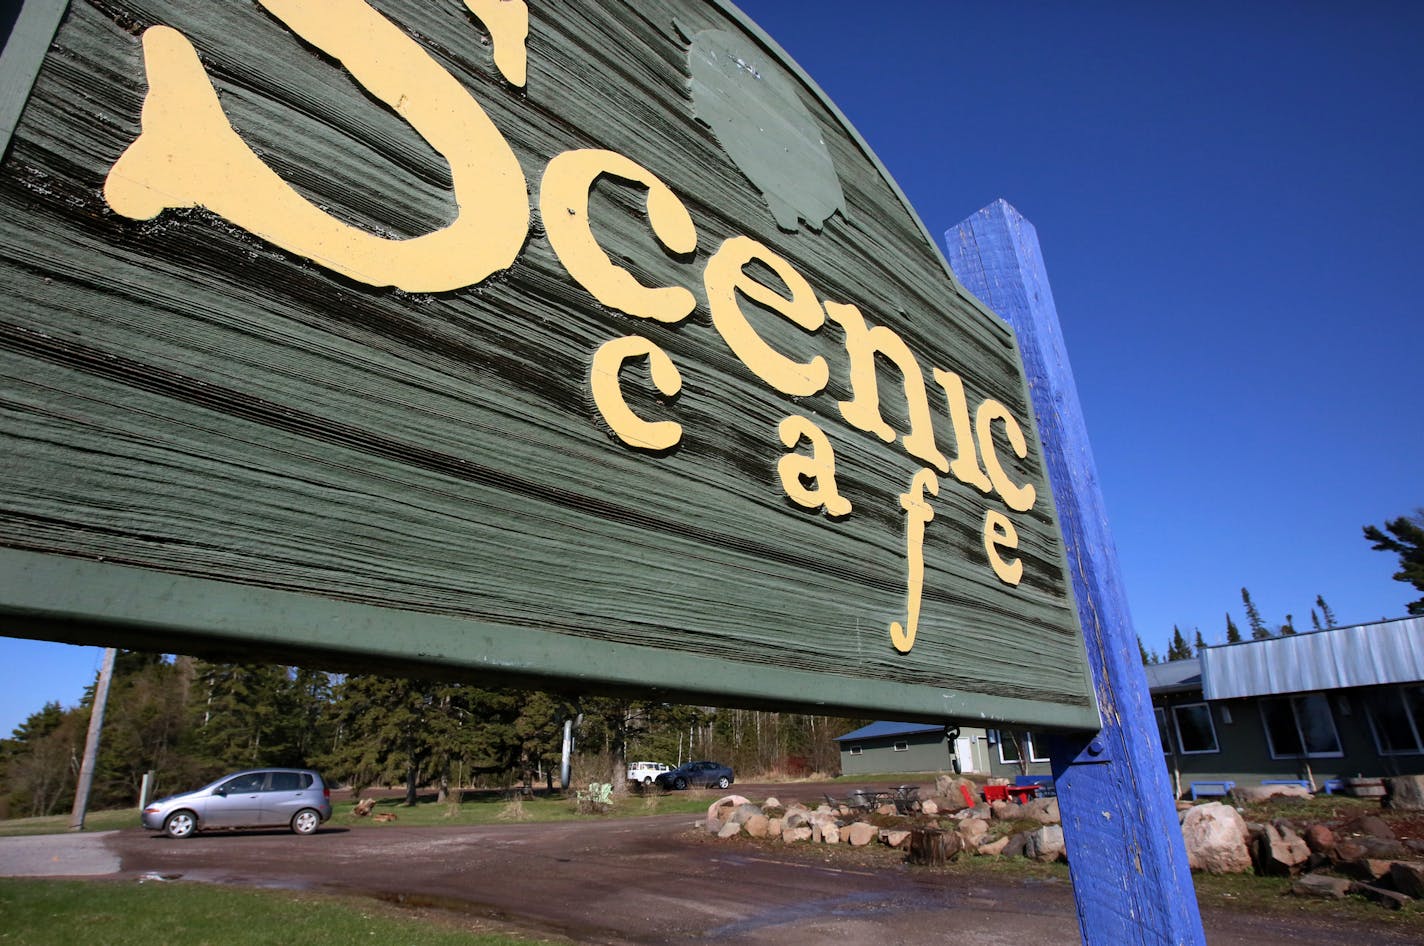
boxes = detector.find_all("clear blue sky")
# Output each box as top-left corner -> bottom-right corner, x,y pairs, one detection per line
3,1 -> 1421,734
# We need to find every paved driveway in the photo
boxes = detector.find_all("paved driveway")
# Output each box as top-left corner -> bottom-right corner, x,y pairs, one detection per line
0,831 -> 121,876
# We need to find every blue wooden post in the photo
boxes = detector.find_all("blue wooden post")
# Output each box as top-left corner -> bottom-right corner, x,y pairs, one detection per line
947,200 -> 1206,946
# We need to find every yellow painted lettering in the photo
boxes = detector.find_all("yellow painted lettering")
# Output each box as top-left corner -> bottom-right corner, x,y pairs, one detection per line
975,400 -> 1037,513
540,149 -> 698,323
890,468 -> 939,654
703,236 -> 830,397
590,335 -> 683,451
776,415 -> 852,517
984,509 -> 1024,586
104,0 -> 529,293
931,367 -> 993,494
826,301 -> 948,472
462,0 -> 530,87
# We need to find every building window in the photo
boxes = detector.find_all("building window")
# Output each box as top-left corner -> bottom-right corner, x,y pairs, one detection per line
893,742 -> 909,752
1171,703 -> 1219,754
1155,707 -> 1173,754
848,745 -> 862,756
1363,686 -> 1424,755
1259,693 -> 1342,758
997,732 -> 1049,765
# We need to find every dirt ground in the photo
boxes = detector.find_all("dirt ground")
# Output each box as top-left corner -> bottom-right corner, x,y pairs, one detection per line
72,799 -> 1418,946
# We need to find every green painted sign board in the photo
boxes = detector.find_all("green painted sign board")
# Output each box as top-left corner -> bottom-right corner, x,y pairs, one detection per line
0,0 -> 1098,730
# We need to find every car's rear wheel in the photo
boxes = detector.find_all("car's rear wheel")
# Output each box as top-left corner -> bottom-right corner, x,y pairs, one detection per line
716,776 -> 730,789
674,777 -> 688,790
290,808 -> 321,836
642,776 -> 653,786
164,810 -> 196,839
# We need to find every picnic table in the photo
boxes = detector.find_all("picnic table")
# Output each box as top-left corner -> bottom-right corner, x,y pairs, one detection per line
828,785 -> 920,814
983,784 -> 1040,804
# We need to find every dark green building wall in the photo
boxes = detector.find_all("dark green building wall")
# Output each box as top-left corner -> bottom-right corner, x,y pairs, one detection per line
838,731 -> 952,776
1154,688 -> 1424,795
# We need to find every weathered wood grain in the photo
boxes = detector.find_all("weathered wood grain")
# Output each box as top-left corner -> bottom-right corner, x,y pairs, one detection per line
0,1 -> 1095,725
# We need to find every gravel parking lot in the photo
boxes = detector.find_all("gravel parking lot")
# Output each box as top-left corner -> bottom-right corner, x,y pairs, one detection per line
2,806 -> 1419,945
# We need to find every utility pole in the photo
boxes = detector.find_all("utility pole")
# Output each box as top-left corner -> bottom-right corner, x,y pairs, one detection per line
69,647 -> 117,831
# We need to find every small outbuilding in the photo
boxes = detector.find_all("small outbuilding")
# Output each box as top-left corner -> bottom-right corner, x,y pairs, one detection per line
834,720 -> 990,775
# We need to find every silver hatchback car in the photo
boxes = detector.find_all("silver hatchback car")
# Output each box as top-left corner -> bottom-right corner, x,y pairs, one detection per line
142,768 -> 333,838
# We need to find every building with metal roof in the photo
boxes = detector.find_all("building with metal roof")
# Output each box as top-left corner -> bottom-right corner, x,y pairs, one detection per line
1149,616 -> 1424,796
833,720 -> 990,776
835,617 -> 1423,789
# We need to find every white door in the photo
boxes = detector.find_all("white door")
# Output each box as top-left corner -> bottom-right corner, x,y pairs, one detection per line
954,737 -> 978,774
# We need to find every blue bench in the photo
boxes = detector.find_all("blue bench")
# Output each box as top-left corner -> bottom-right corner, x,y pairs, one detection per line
1189,780 -> 1235,800
1322,778 -> 1345,795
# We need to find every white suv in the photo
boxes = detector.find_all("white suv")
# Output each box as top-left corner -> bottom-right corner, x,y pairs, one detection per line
626,761 -> 671,785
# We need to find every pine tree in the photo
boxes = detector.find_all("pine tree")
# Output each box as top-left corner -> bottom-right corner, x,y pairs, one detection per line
1310,609 -> 1322,631
1364,511 -> 1424,615
1194,629 -> 1206,655
1138,635 -> 1151,665
1280,614 -> 1297,636
1316,595 -> 1338,628
1225,612 -> 1243,644
1167,625 -> 1191,661
1242,588 -> 1271,639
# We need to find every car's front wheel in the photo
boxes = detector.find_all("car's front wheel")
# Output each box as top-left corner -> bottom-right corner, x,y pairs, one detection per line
716,776 -> 730,789
290,808 -> 321,836
674,777 -> 688,790
643,776 -> 653,786
164,810 -> 197,839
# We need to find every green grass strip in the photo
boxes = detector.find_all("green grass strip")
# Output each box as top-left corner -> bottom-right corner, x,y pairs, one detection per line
0,878 -> 546,946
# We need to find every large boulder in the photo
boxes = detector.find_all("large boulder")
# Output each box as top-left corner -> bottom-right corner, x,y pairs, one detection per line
881,829 -> 911,849
1291,873 -> 1352,900
990,800 -> 1025,821
1231,783 -> 1312,804
1386,776 -> 1424,811
717,821 -> 743,839
1336,836 -> 1409,861
846,821 -> 878,847
1181,802 -> 1252,874
1254,823 -> 1311,875
1389,861 -> 1424,898
707,795 -> 751,827
1303,823 -> 1334,854
1338,815 -> 1395,840
1349,882 -> 1412,910
1025,797 -> 1060,825
958,818 -> 990,846
1338,858 -> 1395,882
977,835 -> 1011,856
935,775 -> 978,809
744,814 -> 771,838
1028,825 -> 1066,862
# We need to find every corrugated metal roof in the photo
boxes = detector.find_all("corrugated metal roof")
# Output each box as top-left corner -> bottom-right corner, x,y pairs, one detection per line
1144,658 -> 1202,693
1202,617 -> 1424,700
834,720 -> 946,742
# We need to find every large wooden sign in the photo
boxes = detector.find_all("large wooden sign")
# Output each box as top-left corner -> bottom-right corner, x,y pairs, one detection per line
0,0 -> 1097,728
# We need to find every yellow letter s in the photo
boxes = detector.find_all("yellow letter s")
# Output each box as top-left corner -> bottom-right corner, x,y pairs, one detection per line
104,0 -> 529,293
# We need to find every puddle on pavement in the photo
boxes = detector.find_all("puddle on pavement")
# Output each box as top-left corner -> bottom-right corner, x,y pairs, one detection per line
704,888 -> 960,940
